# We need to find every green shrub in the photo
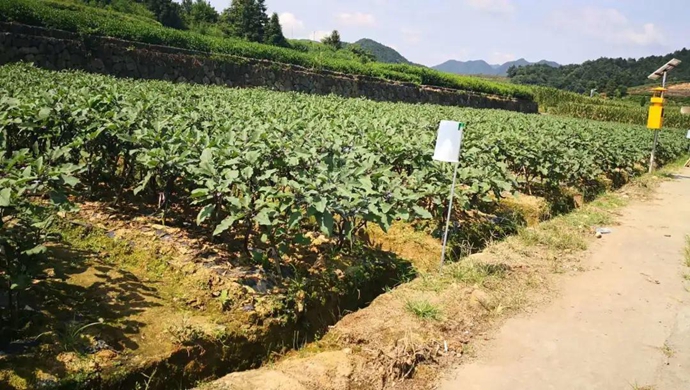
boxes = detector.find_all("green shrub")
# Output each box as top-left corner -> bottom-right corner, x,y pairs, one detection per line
0,0 -> 534,100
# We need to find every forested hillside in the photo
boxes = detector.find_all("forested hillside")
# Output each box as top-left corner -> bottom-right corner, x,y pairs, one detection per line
508,48 -> 690,96
353,39 -> 410,64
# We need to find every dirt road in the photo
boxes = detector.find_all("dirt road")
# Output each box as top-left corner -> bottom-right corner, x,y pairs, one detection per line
439,170 -> 690,390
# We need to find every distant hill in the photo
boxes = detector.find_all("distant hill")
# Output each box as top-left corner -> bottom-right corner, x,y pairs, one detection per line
353,38 -> 411,64
508,48 -> 690,95
434,60 -> 494,75
432,58 -> 559,76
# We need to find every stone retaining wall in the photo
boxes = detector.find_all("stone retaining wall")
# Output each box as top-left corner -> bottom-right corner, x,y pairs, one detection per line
0,23 -> 538,113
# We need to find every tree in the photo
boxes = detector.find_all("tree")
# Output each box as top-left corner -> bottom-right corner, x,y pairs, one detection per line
181,0 -> 192,13
145,0 -> 186,29
604,79 -> 618,98
221,0 -> 268,42
321,30 -> 342,50
256,0 -> 269,30
347,45 -> 376,63
182,0 -> 219,24
616,85 -> 628,98
264,13 -> 288,47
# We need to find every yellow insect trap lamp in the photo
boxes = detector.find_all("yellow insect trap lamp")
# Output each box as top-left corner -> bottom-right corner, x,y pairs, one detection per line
646,58 -> 681,172
647,87 -> 666,130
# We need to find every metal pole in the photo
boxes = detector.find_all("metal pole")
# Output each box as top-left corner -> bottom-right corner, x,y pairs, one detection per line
649,130 -> 659,173
649,71 -> 667,173
440,163 -> 459,269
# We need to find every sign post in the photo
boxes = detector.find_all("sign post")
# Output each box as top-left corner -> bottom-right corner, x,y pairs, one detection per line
432,121 -> 464,268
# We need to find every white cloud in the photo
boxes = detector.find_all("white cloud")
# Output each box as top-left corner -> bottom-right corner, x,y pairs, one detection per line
278,13 -> 331,42
488,51 -> 516,64
401,28 -> 422,45
550,7 -> 665,46
310,30 -> 331,42
621,23 -> 665,46
465,0 -> 515,15
336,12 -> 376,27
279,12 -> 304,33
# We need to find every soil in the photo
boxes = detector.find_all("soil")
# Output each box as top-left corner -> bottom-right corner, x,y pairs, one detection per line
439,169 -> 690,390
0,201 -> 413,389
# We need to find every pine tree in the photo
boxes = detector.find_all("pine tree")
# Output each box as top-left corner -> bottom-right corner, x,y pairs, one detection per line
264,13 -> 288,47
221,0 -> 268,42
256,0 -> 269,31
321,30 -> 342,50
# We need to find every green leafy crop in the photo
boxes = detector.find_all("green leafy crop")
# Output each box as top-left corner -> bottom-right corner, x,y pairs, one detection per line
1,63 -> 687,327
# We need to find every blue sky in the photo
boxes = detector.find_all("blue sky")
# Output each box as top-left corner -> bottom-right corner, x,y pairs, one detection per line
204,0 -> 687,66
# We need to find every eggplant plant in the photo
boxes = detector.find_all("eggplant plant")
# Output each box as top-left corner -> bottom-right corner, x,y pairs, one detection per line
1,63 -> 688,276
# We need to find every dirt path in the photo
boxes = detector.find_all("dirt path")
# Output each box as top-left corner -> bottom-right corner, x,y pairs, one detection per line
439,169 -> 690,390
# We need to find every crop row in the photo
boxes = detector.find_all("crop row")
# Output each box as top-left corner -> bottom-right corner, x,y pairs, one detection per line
0,0 -> 535,100
1,64 -> 688,304
547,102 -> 690,129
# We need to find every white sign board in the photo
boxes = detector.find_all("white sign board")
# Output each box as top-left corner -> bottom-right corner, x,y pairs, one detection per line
433,121 -> 464,163
686,129 -> 690,139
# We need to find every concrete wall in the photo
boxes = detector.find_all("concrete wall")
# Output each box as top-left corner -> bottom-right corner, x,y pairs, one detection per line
0,23 -> 538,113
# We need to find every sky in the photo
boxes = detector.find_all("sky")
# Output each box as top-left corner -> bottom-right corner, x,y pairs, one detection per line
204,0 -> 688,66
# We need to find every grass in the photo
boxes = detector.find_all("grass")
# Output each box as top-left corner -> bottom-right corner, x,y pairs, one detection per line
55,221 -> 174,278
449,261 -> 507,285
628,156 -> 690,198
630,384 -> 656,390
660,342 -> 675,358
404,299 -> 442,321
57,319 -> 104,352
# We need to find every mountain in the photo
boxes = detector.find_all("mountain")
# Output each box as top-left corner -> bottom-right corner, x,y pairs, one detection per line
432,58 -> 560,76
536,60 -> 560,68
508,48 -> 690,95
495,58 -> 531,75
353,38 -> 411,64
434,60 -> 495,75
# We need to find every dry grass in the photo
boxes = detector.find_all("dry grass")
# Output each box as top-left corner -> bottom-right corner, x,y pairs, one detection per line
630,384 -> 656,390
198,157 -> 690,390
500,193 -> 550,226
366,222 -> 442,274
660,342 -> 675,358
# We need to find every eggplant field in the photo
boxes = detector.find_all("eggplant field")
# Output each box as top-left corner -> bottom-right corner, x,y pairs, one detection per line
0,64 -> 688,389
2,63 -> 688,289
